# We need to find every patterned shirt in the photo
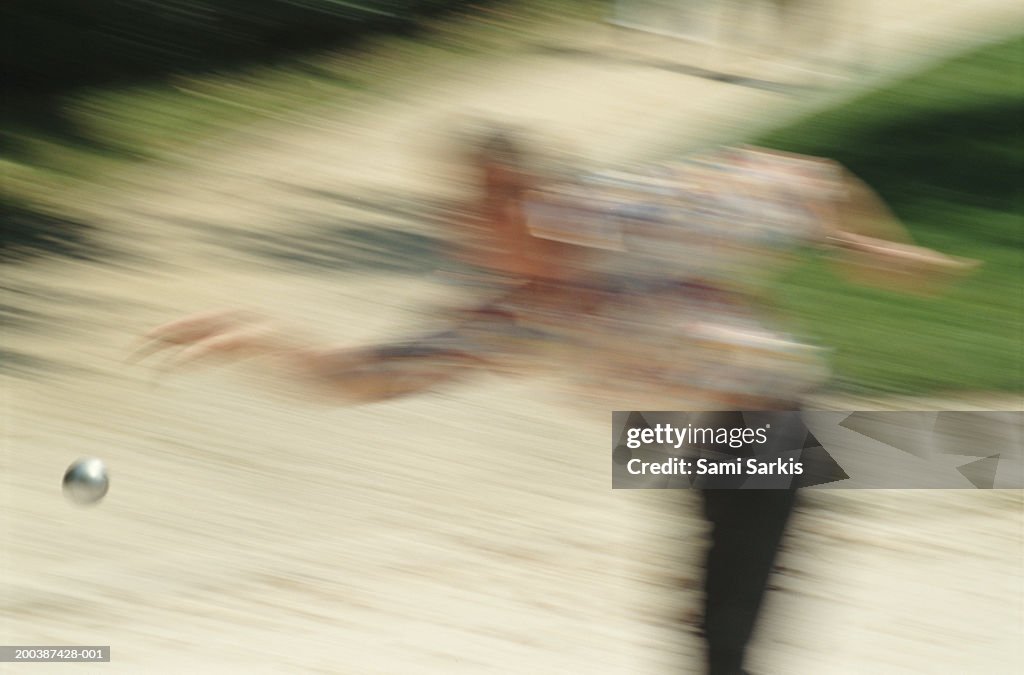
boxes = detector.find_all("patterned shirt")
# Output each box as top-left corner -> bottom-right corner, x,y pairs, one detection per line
423,147 -> 840,408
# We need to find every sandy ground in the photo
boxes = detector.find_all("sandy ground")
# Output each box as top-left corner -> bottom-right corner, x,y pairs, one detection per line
3,1 -> 1023,673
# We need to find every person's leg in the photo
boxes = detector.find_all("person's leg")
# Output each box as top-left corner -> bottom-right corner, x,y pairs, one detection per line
699,488 -> 798,675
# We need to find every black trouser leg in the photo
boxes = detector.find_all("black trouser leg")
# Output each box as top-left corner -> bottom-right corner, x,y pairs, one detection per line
699,488 -> 798,675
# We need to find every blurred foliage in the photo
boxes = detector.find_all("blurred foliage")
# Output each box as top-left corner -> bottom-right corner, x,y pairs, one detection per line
2,0 -> 511,223
0,199 -> 109,262
2,1 -> 483,93
760,34 -> 1023,393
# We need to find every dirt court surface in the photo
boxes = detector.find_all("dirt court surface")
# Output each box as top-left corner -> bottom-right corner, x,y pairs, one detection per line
3,1 -> 1023,673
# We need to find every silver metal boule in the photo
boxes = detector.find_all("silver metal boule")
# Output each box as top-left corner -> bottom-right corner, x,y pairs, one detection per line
62,457 -> 109,505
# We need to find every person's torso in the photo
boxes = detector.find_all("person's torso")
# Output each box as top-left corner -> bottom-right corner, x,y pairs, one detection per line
522,146 -> 842,296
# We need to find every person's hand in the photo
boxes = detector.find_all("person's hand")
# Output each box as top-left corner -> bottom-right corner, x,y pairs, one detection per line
828,232 -> 982,295
131,309 -> 297,370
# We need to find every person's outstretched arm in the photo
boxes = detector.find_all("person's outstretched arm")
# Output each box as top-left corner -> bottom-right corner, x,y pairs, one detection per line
817,167 -> 981,294
134,310 -> 494,404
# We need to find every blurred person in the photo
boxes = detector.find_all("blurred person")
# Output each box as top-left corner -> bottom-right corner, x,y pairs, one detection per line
137,125 -> 976,674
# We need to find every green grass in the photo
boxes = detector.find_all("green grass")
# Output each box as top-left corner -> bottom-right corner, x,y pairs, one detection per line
757,35 -> 1023,394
